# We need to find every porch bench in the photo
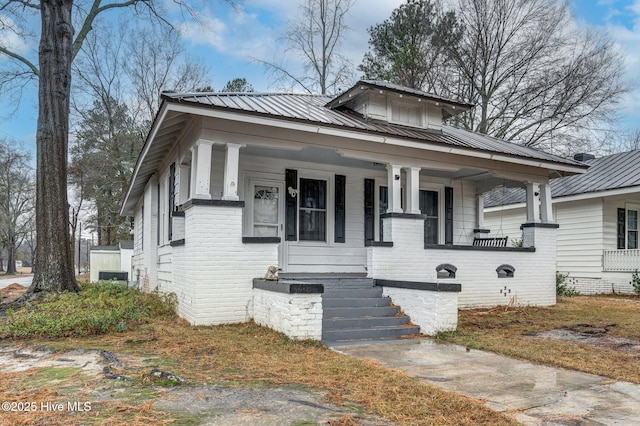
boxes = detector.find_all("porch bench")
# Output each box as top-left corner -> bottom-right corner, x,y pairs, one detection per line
472,236 -> 508,248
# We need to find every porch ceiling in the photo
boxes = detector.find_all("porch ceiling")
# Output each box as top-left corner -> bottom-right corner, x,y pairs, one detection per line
240,145 -> 521,189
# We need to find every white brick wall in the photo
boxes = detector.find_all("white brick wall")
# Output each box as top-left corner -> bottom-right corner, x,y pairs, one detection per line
565,273 -> 636,295
253,289 -> 323,340
171,204 -> 278,325
368,217 -> 558,308
382,287 -> 458,335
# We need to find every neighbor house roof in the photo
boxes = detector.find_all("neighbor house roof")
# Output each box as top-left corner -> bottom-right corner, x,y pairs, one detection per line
484,150 -> 640,208
122,81 -> 587,215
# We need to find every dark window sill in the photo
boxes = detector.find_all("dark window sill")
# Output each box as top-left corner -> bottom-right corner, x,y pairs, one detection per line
375,279 -> 461,293
242,237 -> 281,244
170,239 -> 185,247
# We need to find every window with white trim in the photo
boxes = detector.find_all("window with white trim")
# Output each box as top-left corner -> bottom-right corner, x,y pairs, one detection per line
299,178 -> 327,241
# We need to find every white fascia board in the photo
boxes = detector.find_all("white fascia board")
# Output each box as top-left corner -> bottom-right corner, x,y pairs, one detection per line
121,102 -> 170,215
485,203 -> 526,213
165,102 -> 585,174
554,186 -> 640,204
484,186 -> 640,213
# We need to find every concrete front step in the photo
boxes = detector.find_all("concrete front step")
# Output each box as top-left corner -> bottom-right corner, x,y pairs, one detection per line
323,287 -> 383,299
323,315 -> 410,329
323,306 -> 400,319
322,325 -> 420,342
323,297 -> 391,309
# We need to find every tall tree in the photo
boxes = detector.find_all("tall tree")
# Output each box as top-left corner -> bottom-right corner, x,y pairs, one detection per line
125,24 -> 212,128
0,0 -> 227,295
359,0 -> 461,93
448,0 -> 627,152
221,77 -> 254,93
71,97 -> 142,246
259,0 -> 355,94
0,138 -> 35,276
359,0 -> 627,154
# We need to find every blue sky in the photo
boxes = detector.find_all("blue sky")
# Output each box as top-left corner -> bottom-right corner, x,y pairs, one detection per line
1,0 -> 639,154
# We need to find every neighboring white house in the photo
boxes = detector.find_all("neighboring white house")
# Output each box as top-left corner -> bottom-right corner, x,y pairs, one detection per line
120,80 -> 586,340
484,150 -> 640,294
89,241 -> 134,283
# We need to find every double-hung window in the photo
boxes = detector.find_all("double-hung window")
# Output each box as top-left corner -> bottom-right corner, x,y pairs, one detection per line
628,209 -> 638,249
617,205 -> 639,249
299,178 -> 327,241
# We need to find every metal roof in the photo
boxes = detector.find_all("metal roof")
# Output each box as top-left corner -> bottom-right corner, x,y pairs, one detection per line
325,80 -> 474,111
121,88 -> 587,215
161,91 -> 583,168
484,150 -> 640,207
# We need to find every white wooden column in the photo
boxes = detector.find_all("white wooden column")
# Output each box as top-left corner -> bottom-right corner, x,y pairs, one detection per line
222,143 -> 242,201
190,140 -> 214,199
476,194 -> 485,229
405,167 -> 421,214
539,183 -> 553,223
387,164 -> 403,213
525,182 -> 540,223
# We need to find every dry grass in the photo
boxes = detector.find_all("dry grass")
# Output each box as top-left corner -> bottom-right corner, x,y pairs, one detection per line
1,319 -> 519,425
438,295 -> 640,384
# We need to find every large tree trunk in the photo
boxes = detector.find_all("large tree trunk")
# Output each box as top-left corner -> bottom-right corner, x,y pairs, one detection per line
5,237 -> 16,275
28,0 -> 80,294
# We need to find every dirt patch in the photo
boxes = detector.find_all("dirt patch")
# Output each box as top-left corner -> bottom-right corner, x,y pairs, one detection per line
0,283 -> 28,304
528,324 -> 640,357
0,345 -> 389,424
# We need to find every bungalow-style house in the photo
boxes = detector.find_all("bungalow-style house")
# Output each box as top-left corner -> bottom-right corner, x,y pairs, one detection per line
120,80 -> 587,342
484,150 -> 640,295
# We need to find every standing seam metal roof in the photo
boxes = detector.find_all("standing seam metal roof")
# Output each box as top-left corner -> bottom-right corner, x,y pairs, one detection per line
484,150 -> 640,207
161,91 -> 583,168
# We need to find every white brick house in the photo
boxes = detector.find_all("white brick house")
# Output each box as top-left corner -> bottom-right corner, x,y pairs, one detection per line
121,81 -> 586,340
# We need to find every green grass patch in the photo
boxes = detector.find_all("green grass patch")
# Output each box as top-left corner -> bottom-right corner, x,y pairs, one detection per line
0,281 -> 176,339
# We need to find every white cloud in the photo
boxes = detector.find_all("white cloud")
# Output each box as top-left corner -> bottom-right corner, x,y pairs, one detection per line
0,15 -> 30,55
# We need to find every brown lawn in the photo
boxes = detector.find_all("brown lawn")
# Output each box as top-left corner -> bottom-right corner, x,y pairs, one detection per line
438,295 -> 640,384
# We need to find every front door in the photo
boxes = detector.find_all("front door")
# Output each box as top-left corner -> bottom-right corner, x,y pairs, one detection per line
249,180 -> 285,265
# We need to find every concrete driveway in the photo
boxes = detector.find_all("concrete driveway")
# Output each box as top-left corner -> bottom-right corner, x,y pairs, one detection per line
333,339 -> 640,425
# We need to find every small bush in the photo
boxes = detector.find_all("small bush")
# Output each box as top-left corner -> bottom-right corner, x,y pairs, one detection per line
630,270 -> 640,295
556,272 -> 578,297
0,282 -> 176,339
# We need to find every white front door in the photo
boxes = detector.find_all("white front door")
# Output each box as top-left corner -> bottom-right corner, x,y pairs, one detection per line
249,180 -> 285,267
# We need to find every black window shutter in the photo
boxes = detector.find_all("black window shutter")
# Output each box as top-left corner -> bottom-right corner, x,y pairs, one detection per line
335,175 -> 346,243
285,169 -> 298,241
617,208 -> 626,249
168,163 -> 176,241
364,178 -> 375,244
445,186 -> 453,245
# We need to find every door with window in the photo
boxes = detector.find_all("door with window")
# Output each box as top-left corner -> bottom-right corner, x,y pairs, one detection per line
420,190 -> 439,244
249,180 -> 285,262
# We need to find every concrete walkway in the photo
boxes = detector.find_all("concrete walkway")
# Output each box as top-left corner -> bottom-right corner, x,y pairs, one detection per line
333,339 -> 640,425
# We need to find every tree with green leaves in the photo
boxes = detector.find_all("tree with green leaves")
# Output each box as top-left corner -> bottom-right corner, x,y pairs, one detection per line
71,97 -> 142,246
221,78 -> 254,93
359,0 -> 461,93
